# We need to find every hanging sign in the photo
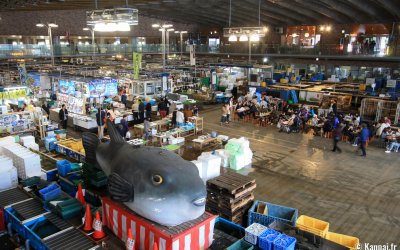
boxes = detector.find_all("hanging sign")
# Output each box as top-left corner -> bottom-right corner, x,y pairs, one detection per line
386,80 -> 397,88
133,52 -> 142,80
365,78 -> 375,86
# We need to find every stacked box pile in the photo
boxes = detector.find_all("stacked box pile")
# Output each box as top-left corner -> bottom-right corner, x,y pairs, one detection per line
192,152 -> 222,183
224,137 -> 253,170
0,156 -> 18,191
206,171 -> 256,225
20,135 -> 39,151
0,142 -> 41,180
82,163 -> 107,188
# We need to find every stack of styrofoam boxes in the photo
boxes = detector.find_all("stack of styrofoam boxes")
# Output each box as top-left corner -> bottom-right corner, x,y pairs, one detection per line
0,142 -> 42,180
225,137 -> 253,170
192,152 -> 221,183
20,135 -> 40,151
0,156 -> 18,191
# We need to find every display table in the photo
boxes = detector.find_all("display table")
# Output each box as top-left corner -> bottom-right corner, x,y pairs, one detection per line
192,137 -> 219,150
153,129 -> 180,146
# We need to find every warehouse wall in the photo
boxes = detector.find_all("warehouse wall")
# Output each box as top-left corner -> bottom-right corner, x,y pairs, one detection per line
0,9 -> 198,37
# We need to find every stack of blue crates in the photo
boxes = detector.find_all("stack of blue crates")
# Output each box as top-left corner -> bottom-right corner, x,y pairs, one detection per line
258,228 -> 296,250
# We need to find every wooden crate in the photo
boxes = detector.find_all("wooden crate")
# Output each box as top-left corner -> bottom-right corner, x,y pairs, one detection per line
207,191 -> 254,213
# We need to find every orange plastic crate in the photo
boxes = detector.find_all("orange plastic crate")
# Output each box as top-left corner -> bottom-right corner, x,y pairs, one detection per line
325,232 -> 360,250
296,215 -> 329,237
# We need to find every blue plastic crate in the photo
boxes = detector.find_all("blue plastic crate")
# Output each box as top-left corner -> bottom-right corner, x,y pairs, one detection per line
227,239 -> 254,250
273,234 -> 296,250
259,228 -> 281,250
23,216 -> 50,250
248,200 -> 298,227
45,169 -> 58,182
39,184 -> 61,202
215,217 -> 245,239
4,208 -> 27,238
57,160 -> 71,177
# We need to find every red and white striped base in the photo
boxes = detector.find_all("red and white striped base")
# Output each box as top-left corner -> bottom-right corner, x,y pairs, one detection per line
102,197 -> 216,250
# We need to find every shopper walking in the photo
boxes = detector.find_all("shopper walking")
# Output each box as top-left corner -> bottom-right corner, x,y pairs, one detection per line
42,101 -> 50,116
59,104 -> 68,129
145,101 -> 152,120
220,104 -> 228,126
331,125 -> 342,153
96,107 -> 106,139
143,117 -> 151,140
131,100 -> 139,123
176,109 -> 185,127
359,123 -> 369,157
138,99 -> 145,122
119,114 -> 129,139
171,109 -> 177,128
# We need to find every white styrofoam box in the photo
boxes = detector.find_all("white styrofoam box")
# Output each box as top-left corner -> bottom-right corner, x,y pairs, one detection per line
191,160 -> 203,179
215,149 -> 230,168
198,154 -> 221,181
229,154 -> 246,171
0,166 -> 18,191
243,148 -> 253,166
245,223 -> 268,245
40,171 -> 47,181
0,156 -> 14,169
168,137 -> 185,145
20,135 -> 35,146
25,143 -> 40,151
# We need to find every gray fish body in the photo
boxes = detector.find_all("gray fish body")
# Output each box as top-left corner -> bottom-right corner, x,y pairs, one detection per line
83,120 -> 206,227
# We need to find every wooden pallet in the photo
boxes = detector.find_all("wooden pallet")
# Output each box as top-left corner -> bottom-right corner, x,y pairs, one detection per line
206,201 -> 253,225
207,192 -> 254,213
206,171 -> 256,199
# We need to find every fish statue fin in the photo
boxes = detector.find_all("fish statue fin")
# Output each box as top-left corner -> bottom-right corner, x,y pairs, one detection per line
82,132 -> 100,166
108,173 -> 134,202
106,119 -> 126,144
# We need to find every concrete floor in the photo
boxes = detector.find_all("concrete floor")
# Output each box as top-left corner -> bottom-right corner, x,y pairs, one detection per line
200,107 -> 400,245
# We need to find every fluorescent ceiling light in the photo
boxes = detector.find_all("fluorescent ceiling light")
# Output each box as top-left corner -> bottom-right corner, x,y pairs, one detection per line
48,23 -> 58,28
181,31 -> 188,34
152,24 -> 160,28
117,22 -> 131,31
239,35 -> 248,42
36,23 -> 45,27
250,34 -> 260,41
83,27 -> 90,31
167,28 -> 174,32
228,34 -> 237,42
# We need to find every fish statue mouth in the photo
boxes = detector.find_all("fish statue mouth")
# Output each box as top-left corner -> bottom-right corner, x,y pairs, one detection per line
192,197 -> 206,207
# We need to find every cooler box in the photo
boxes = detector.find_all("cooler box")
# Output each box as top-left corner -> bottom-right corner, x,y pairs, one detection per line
102,196 -> 217,250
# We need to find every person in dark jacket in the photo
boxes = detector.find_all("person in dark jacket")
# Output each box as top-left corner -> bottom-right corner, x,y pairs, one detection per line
171,110 -> 177,128
119,114 -> 129,139
164,98 -> 171,115
332,125 -> 342,153
96,107 -> 106,139
145,102 -> 152,120
359,123 -> 369,157
138,99 -> 145,122
58,104 -> 68,129
42,101 -> 50,116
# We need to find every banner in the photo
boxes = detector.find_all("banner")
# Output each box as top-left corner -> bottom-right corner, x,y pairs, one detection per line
0,89 -> 27,100
17,63 -> 28,85
133,52 -> 142,80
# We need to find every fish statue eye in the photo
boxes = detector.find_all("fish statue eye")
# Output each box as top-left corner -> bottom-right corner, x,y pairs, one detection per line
152,174 -> 163,185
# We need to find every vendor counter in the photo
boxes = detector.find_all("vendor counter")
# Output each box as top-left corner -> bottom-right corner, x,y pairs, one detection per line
50,108 -> 97,130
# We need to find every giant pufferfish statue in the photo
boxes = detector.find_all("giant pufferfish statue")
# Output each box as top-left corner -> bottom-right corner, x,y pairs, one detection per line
82,119 -> 206,227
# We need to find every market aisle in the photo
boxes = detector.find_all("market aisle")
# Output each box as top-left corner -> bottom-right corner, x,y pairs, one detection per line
200,106 -> 400,244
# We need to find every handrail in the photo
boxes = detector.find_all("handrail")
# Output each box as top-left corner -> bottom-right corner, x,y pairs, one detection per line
0,43 -> 397,59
